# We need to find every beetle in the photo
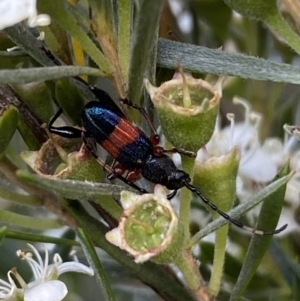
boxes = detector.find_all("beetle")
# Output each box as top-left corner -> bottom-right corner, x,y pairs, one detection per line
48,84 -> 287,235
49,86 -> 194,190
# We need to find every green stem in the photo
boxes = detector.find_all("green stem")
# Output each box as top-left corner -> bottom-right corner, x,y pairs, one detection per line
0,50 -> 28,57
128,0 -> 165,107
174,250 -> 203,290
157,38 -> 300,85
117,0 -> 132,85
0,156 -> 42,195
0,157 -> 78,229
179,156 -> 195,241
17,170 -> 124,220
265,14 -> 300,55
0,186 -> 42,206
5,228 -> 79,246
93,196 -> 123,220
208,224 -> 229,296
78,227 -> 116,301
0,208 -> 63,229
88,0 -> 125,97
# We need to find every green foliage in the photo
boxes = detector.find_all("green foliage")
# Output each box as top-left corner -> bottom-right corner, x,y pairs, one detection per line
0,1 -> 299,300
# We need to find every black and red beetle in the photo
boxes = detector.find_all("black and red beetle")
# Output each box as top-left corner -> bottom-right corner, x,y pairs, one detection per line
48,84 -> 287,235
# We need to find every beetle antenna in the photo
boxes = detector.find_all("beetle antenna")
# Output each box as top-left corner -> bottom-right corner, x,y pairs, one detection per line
184,181 -> 287,235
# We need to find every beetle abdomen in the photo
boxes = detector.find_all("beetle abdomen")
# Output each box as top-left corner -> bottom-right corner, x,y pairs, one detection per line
82,101 -> 152,169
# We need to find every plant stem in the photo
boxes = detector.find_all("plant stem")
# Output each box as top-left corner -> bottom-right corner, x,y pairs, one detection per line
179,155 -> 195,241
175,250 -> 212,301
0,156 -> 77,228
175,250 -> 203,290
208,224 -> 229,296
5,229 -> 80,246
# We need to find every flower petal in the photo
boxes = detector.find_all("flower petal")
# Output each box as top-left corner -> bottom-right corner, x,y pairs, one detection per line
0,0 -> 50,30
24,280 -> 67,301
0,0 -> 34,30
239,148 -> 277,183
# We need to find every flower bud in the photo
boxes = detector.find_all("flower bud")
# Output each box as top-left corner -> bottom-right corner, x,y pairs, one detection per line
193,147 -> 240,216
21,135 -> 104,182
144,73 -> 222,152
0,105 -> 19,156
106,185 -> 184,263
13,82 -> 53,123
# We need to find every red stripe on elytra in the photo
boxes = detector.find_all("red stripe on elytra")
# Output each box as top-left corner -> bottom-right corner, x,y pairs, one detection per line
101,139 -> 121,158
100,118 -> 141,159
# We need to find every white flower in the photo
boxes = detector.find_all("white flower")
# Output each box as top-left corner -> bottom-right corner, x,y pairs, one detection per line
0,244 -> 94,301
0,0 -> 51,30
198,97 -> 278,200
196,96 -> 300,233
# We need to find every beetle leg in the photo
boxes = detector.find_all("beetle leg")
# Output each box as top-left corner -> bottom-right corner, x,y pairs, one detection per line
81,134 -> 148,194
119,99 -> 196,157
120,98 -> 158,135
107,163 -> 126,180
48,108 -> 84,138
126,169 -> 142,183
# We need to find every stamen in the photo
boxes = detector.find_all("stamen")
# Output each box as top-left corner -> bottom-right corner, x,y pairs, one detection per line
42,246 -> 49,280
53,253 -> 63,265
70,250 -> 79,262
27,244 -> 43,268
0,272 -> 13,290
226,113 -> 235,150
231,97 -> 260,151
6,46 -> 20,52
213,76 -> 225,97
37,31 -> 45,41
10,269 -> 27,289
233,97 -> 251,126
177,64 -> 191,108
250,112 -> 262,131
284,124 -> 299,152
21,245 -> 43,279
